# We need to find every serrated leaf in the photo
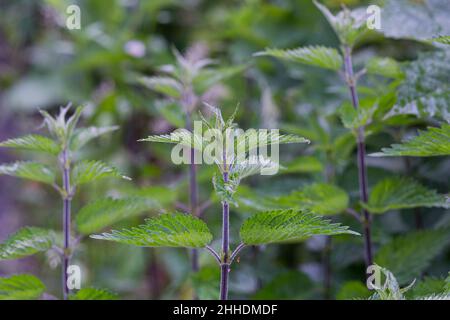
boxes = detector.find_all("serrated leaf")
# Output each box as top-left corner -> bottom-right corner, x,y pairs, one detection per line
366,57 -> 404,79
428,36 -> 450,45
70,126 -> 119,150
72,160 -> 130,186
415,293 -> 450,300
140,76 -> 183,99
0,161 -> 55,184
76,197 -> 160,235
375,228 -> 450,284
255,46 -> 343,71
363,178 -> 448,214
0,135 -> 60,155
368,266 -> 415,300
276,183 -> 349,215
371,124 -> 450,157
385,51 -> 450,122
91,213 -> 213,248
69,288 -> 117,300
232,155 -> 280,179
407,277 -> 447,299
0,274 -> 46,300
40,104 -> 84,144
139,129 -> 204,150
212,173 -> 239,206
0,227 -> 57,260
338,100 -> 375,130
381,0 -> 450,41
240,209 -> 359,246
314,1 -> 369,46
236,130 -> 309,154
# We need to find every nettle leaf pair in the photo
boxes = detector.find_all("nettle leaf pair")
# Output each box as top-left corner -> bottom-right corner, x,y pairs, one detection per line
0,105 -> 157,300
92,105 -> 359,299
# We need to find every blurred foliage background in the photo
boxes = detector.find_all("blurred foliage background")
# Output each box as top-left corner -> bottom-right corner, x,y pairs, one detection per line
0,0 -> 449,300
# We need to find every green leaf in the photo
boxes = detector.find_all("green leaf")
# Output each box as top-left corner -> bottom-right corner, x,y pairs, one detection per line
407,277 -> 447,299
381,0 -> 450,41
366,57 -> 404,79
0,161 -> 55,184
155,100 -> 185,128
415,293 -> 450,300
0,227 -> 57,260
368,266 -> 415,300
240,209 -> 359,246
69,288 -> 117,300
40,104 -> 84,144
275,183 -> 349,215
428,36 -> 450,45
337,281 -> 371,300
253,271 -> 314,299
313,0 -> 369,46
72,160 -> 130,186
70,126 -> 119,150
445,273 -> 450,293
0,274 -> 46,300
91,213 -> 213,248
232,155 -> 280,179
338,100 -> 375,130
375,228 -> 450,284
212,173 -> 239,206
139,76 -> 183,99
385,51 -> 450,122
0,135 -> 60,155
139,129 -> 204,150
236,130 -> 310,153
193,64 -> 246,95
76,197 -> 161,235
190,266 -> 220,300
255,46 -> 343,71
281,156 -> 323,174
363,178 -> 448,214
371,124 -> 450,157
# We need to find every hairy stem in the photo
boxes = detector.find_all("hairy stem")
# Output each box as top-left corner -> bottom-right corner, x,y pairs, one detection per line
343,46 -> 373,268
60,148 -> 71,300
219,171 -> 230,300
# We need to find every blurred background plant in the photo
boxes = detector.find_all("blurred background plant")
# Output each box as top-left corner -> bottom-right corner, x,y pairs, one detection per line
0,0 -> 449,300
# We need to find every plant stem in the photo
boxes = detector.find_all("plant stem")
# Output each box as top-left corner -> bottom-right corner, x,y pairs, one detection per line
220,171 -> 230,300
60,147 -> 72,300
343,46 -> 373,268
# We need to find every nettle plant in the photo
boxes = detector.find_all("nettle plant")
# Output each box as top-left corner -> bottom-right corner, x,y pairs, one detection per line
365,265 -> 450,300
139,45 -> 243,272
0,105 -> 153,300
255,0 -> 450,275
92,105 -> 359,300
